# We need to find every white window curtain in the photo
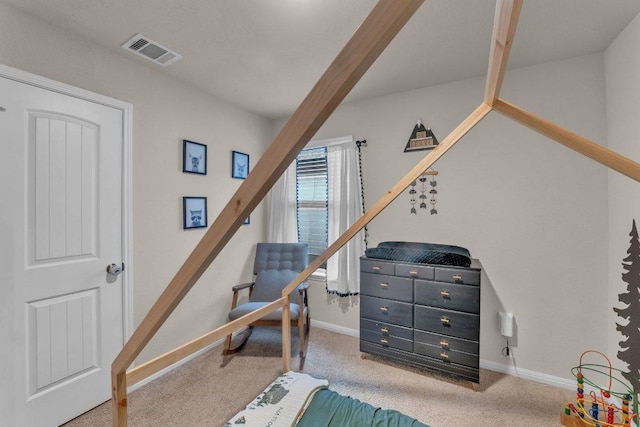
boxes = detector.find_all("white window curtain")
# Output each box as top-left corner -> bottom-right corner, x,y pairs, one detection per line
267,163 -> 297,243
325,141 -> 365,295
267,137 -> 365,295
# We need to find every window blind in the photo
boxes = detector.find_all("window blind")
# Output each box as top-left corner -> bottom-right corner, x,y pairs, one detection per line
296,146 -> 328,266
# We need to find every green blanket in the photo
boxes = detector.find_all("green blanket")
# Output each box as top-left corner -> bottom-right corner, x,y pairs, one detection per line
297,389 -> 429,427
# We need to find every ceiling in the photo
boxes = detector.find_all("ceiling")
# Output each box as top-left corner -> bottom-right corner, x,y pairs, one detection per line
4,0 -> 640,120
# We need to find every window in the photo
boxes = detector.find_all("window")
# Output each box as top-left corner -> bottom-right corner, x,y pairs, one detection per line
268,136 -> 364,295
296,147 -> 328,267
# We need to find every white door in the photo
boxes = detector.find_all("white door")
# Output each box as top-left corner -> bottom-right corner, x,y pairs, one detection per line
0,74 -> 126,426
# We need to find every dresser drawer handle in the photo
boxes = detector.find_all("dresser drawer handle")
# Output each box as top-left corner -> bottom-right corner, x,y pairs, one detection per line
440,290 -> 450,298
409,270 -> 418,276
372,266 -> 381,271
441,316 -> 450,325
380,338 -> 388,345
380,282 -> 389,288
380,306 -> 389,312
440,352 -> 449,360
452,274 -> 462,281
381,327 -> 389,333
440,339 -> 449,348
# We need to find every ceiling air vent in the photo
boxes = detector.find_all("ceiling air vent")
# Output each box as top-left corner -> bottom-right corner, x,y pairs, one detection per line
121,34 -> 182,67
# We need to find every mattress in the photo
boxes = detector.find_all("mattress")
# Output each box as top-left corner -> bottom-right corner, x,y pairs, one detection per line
364,241 -> 471,267
225,371 -> 428,426
298,388 -> 428,427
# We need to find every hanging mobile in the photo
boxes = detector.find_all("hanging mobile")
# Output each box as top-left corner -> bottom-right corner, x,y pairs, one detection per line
419,176 -> 428,209
429,175 -> 438,215
409,181 -> 417,214
411,168 -> 439,215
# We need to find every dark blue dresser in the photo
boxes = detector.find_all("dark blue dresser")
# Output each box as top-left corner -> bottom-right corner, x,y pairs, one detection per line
359,256 -> 481,388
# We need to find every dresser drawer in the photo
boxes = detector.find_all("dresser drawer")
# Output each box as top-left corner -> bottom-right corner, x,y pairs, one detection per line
360,341 -> 480,383
414,306 -> 479,340
360,258 -> 394,275
414,330 -> 478,355
395,263 -> 434,280
361,329 -> 413,352
434,267 -> 479,286
414,280 -> 479,313
361,272 -> 413,302
413,342 -> 479,368
361,295 -> 413,327
361,318 -> 414,341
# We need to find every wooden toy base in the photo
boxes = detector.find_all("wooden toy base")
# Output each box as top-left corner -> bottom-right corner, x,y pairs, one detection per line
561,412 -> 635,427
561,413 -> 590,427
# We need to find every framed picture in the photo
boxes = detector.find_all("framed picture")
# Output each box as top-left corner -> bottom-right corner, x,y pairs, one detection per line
232,150 -> 249,179
183,140 -> 207,175
243,216 -> 250,225
183,197 -> 208,229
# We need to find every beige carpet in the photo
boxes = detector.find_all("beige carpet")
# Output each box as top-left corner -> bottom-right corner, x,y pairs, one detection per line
65,327 -> 573,426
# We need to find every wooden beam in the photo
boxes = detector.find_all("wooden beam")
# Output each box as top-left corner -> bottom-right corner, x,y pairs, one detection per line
282,103 -> 492,297
484,0 -> 523,106
112,1 -> 423,424
125,298 -> 286,387
282,302 -> 291,372
112,0 -> 423,374
493,98 -> 640,182
111,371 -> 127,427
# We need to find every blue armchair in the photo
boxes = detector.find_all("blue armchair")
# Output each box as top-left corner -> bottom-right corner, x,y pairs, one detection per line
224,243 -> 310,357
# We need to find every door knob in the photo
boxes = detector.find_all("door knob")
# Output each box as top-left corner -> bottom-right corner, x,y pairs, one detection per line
106,263 -> 124,276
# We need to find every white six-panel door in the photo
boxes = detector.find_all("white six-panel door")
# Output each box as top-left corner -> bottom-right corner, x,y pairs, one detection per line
0,72 -> 128,427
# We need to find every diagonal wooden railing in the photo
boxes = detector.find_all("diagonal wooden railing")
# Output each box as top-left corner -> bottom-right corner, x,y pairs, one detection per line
112,0 -> 640,425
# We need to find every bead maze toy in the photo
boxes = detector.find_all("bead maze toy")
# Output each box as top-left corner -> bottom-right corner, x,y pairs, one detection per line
561,351 -> 638,427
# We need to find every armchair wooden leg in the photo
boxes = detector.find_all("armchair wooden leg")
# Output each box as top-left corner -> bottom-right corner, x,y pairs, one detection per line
223,333 -> 233,354
298,310 -> 311,357
222,326 -> 254,355
298,316 -> 306,358
298,290 -> 309,357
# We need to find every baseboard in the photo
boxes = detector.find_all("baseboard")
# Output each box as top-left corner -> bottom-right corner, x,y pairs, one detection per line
479,359 -> 575,390
311,319 -> 359,338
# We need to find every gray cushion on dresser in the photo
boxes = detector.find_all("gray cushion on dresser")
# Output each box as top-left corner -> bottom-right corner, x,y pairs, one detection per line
364,241 -> 472,267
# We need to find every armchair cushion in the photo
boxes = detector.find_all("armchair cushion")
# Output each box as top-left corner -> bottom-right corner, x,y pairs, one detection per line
251,269 -> 299,303
228,302 -> 304,321
253,243 -> 308,274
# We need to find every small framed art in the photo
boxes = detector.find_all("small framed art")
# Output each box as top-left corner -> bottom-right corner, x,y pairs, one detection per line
231,150 -> 249,179
183,197 -> 208,229
243,216 -> 250,225
183,140 -> 207,175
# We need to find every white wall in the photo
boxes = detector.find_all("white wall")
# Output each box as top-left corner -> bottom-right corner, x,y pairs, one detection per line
4,0 -> 631,382
277,53 -> 610,379
0,3 -> 270,364
605,12 -> 640,375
